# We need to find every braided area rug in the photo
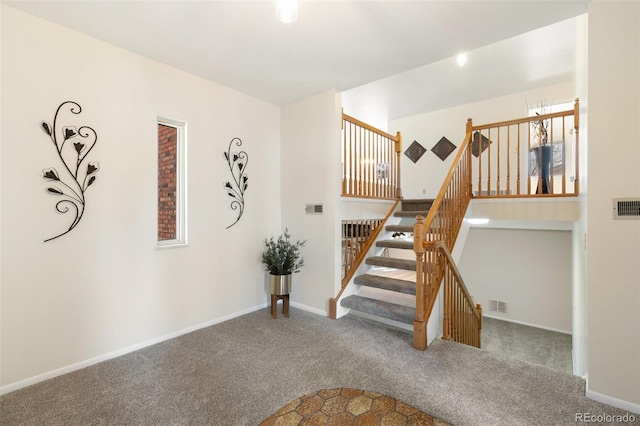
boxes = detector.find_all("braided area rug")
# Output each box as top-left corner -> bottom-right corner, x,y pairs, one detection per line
259,388 -> 451,425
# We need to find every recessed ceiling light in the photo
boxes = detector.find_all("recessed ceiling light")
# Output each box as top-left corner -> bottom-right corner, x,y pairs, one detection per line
276,0 -> 298,24
457,52 -> 468,67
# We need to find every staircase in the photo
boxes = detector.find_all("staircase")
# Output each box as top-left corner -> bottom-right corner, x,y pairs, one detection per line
340,199 -> 433,328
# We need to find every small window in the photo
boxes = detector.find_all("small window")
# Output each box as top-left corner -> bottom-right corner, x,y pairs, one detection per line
157,118 -> 187,247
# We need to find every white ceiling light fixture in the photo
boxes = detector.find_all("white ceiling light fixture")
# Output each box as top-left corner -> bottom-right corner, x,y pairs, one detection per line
276,0 -> 298,24
457,52 -> 468,67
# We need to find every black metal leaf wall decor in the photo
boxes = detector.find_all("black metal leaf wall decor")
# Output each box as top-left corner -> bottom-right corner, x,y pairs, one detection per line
471,131 -> 492,158
223,137 -> 248,229
41,101 -> 99,242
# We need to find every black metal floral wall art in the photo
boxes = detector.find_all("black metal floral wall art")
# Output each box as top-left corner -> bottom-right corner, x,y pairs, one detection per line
41,101 -> 99,242
223,137 -> 248,229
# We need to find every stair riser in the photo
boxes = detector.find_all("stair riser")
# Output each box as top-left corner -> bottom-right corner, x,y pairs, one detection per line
341,295 -> 415,325
366,257 -> 416,271
354,274 -> 416,295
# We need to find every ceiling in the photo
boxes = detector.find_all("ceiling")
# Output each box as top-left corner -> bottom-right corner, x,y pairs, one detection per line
4,1 -> 588,121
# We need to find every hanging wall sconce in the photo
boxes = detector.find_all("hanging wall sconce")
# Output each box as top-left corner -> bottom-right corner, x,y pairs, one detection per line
276,0 -> 297,23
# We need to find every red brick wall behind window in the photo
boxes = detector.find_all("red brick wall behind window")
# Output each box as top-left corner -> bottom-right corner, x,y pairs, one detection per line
158,124 -> 177,241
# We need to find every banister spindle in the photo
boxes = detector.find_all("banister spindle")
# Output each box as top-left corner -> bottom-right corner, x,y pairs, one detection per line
413,215 -> 426,350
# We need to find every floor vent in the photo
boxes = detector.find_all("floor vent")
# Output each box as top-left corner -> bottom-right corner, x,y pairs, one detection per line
613,198 -> 640,219
488,299 -> 508,314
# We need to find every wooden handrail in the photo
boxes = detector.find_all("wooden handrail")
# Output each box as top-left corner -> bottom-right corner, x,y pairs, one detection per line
343,112 -> 399,141
329,199 -> 400,319
413,125 -> 474,349
414,219 -> 482,349
342,112 -> 402,200
471,108 -> 576,131
431,240 -> 482,348
419,124 -> 473,249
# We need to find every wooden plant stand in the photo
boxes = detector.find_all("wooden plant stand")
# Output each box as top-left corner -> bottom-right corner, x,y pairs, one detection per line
271,294 -> 290,319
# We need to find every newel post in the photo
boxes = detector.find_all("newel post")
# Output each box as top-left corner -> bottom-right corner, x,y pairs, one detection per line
466,118 -> 474,198
413,215 -> 427,350
395,131 -> 403,200
573,98 -> 580,195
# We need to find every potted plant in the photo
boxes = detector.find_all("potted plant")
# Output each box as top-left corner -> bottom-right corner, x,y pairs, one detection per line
261,229 -> 306,295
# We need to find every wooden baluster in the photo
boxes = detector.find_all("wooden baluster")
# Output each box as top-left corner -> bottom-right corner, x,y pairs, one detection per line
476,303 -> 483,348
497,126 -> 501,196
413,216 -> 427,350
486,129 -> 491,196
550,118 -> 555,194
516,123 -> 521,195
573,98 -> 580,195
561,116 -> 566,195
507,125 -> 511,195
395,131 -> 402,199
527,122 -> 532,194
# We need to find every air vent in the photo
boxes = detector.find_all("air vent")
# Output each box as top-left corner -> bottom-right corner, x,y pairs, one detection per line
613,198 -> 640,219
488,299 -> 508,314
305,204 -> 323,215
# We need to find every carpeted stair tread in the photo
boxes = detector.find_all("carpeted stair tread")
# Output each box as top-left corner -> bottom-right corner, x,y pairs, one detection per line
385,224 -> 414,233
341,295 -> 415,325
394,210 -> 430,218
354,273 -> 416,295
377,239 -> 413,250
366,256 -> 416,271
401,199 -> 435,211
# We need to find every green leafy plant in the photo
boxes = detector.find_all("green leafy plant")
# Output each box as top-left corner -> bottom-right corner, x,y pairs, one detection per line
261,229 -> 306,275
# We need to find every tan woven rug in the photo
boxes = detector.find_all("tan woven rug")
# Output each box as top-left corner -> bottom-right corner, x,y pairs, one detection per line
259,388 -> 451,425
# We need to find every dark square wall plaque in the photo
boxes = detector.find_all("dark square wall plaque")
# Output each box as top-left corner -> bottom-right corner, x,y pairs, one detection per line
471,131 -> 492,158
431,136 -> 456,161
404,140 -> 427,164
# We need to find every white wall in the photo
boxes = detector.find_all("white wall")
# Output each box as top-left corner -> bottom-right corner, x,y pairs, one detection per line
458,228 -> 573,333
572,13 -> 589,379
586,0 -> 640,411
0,6 -> 281,391
389,83 -> 573,200
280,91 -> 342,315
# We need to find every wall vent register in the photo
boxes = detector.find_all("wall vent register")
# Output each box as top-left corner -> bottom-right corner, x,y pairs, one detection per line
305,204 -> 323,214
488,299 -> 508,314
613,198 -> 640,219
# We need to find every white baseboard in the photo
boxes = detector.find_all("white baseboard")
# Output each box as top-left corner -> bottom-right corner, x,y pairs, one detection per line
289,301 -> 327,317
482,314 -> 572,335
0,303 -> 268,396
585,387 -> 640,415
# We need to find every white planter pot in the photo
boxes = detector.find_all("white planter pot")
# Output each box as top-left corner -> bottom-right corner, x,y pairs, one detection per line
269,274 -> 292,295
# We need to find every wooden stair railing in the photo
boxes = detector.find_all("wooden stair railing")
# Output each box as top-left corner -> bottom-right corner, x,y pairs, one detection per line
418,238 -> 482,348
331,112 -> 403,319
342,112 -> 402,200
341,218 -> 386,280
412,122 -> 474,350
329,200 -> 400,319
470,98 -> 580,198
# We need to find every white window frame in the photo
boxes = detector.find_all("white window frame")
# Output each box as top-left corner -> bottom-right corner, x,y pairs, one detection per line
157,117 -> 188,249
